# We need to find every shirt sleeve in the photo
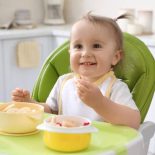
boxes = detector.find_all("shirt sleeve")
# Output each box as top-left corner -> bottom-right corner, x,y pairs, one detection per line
46,75 -> 66,111
110,79 -> 139,111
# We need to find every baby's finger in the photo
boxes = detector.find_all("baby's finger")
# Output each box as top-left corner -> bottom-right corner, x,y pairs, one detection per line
23,90 -> 30,97
11,95 -> 24,102
76,88 -> 84,96
76,83 -> 87,94
76,79 -> 90,89
13,88 -> 24,96
12,90 -> 24,97
15,88 -> 24,93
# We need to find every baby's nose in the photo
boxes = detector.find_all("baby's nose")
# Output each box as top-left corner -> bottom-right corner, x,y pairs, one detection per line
81,50 -> 92,58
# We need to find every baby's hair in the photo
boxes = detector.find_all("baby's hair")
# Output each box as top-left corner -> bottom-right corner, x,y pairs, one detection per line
114,13 -> 131,21
80,12 -> 129,50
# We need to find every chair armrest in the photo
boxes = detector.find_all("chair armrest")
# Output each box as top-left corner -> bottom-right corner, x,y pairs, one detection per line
138,121 -> 155,154
139,121 -> 155,141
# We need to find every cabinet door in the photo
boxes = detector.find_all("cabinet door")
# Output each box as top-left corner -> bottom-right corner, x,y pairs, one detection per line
148,46 -> 155,58
0,41 -> 5,101
2,36 -> 54,101
53,36 -> 68,47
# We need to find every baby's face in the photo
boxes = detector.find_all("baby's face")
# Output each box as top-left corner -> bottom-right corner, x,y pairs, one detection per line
69,20 -> 121,82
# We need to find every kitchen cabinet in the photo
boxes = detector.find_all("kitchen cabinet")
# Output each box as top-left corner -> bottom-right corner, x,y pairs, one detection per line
0,26 -> 70,102
0,41 -> 5,101
147,46 -> 155,58
1,36 -> 53,101
137,35 -> 155,58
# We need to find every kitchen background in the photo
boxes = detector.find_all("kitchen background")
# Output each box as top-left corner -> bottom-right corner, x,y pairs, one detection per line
0,0 -> 155,29
0,0 -> 155,154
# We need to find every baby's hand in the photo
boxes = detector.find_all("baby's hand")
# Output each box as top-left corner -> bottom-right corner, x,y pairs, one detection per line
11,88 -> 32,102
75,79 -> 103,108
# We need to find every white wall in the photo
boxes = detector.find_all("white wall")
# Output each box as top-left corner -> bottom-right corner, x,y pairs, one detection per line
0,0 -> 44,24
64,0 -> 155,32
0,0 -> 155,32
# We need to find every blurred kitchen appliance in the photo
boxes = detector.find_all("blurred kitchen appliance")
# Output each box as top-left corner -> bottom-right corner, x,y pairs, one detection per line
137,10 -> 153,34
13,9 -> 36,29
43,0 -> 65,24
14,10 -> 32,25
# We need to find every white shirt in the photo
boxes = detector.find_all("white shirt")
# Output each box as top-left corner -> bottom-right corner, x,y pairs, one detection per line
46,73 -> 138,121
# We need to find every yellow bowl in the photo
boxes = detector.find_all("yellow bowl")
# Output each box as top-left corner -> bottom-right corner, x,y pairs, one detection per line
0,102 -> 44,133
37,115 -> 97,152
44,131 -> 91,152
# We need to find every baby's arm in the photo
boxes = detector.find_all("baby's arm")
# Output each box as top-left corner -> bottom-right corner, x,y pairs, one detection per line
75,79 -> 141,129
11,88 -> 57,114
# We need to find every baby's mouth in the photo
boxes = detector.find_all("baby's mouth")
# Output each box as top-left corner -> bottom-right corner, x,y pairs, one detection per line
80,62 -> 96,65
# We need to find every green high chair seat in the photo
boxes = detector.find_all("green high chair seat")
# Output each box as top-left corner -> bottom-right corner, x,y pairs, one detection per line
32,33 -> 155,154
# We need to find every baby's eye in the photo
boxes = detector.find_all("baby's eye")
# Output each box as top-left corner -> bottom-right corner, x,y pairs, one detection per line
93,43 -> 102,48
74,44 -> 83,50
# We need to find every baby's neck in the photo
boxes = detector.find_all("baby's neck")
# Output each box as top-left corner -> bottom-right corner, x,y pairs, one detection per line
78,71 -> 114,84
80,75 -> 103,83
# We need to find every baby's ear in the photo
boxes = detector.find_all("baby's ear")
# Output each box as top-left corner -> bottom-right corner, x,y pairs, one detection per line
112,50 -> 123,66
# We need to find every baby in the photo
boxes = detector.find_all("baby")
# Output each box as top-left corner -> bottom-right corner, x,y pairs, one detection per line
12,13 -> 141,129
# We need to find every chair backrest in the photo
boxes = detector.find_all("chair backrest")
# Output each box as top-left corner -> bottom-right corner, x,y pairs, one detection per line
32,33 -> 155,122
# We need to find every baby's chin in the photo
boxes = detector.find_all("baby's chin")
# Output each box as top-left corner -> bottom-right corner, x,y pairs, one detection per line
77,74 -> 100,82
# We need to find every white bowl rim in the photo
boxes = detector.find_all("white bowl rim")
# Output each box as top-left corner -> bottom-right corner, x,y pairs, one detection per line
37,123 -> 98,134
37,115 -> 98,133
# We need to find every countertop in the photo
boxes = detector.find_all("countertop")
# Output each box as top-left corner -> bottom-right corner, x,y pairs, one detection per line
0,24 -> 71,40
0,25 -> 155,47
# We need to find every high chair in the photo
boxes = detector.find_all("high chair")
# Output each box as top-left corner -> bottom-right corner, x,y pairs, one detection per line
32,33 -> 155,155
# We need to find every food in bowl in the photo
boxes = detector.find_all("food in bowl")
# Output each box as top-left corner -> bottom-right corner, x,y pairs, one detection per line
37,115 -> 98,152
0,102 -> 44,133
46,115 -> 90,127
2,104 -> 37,113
